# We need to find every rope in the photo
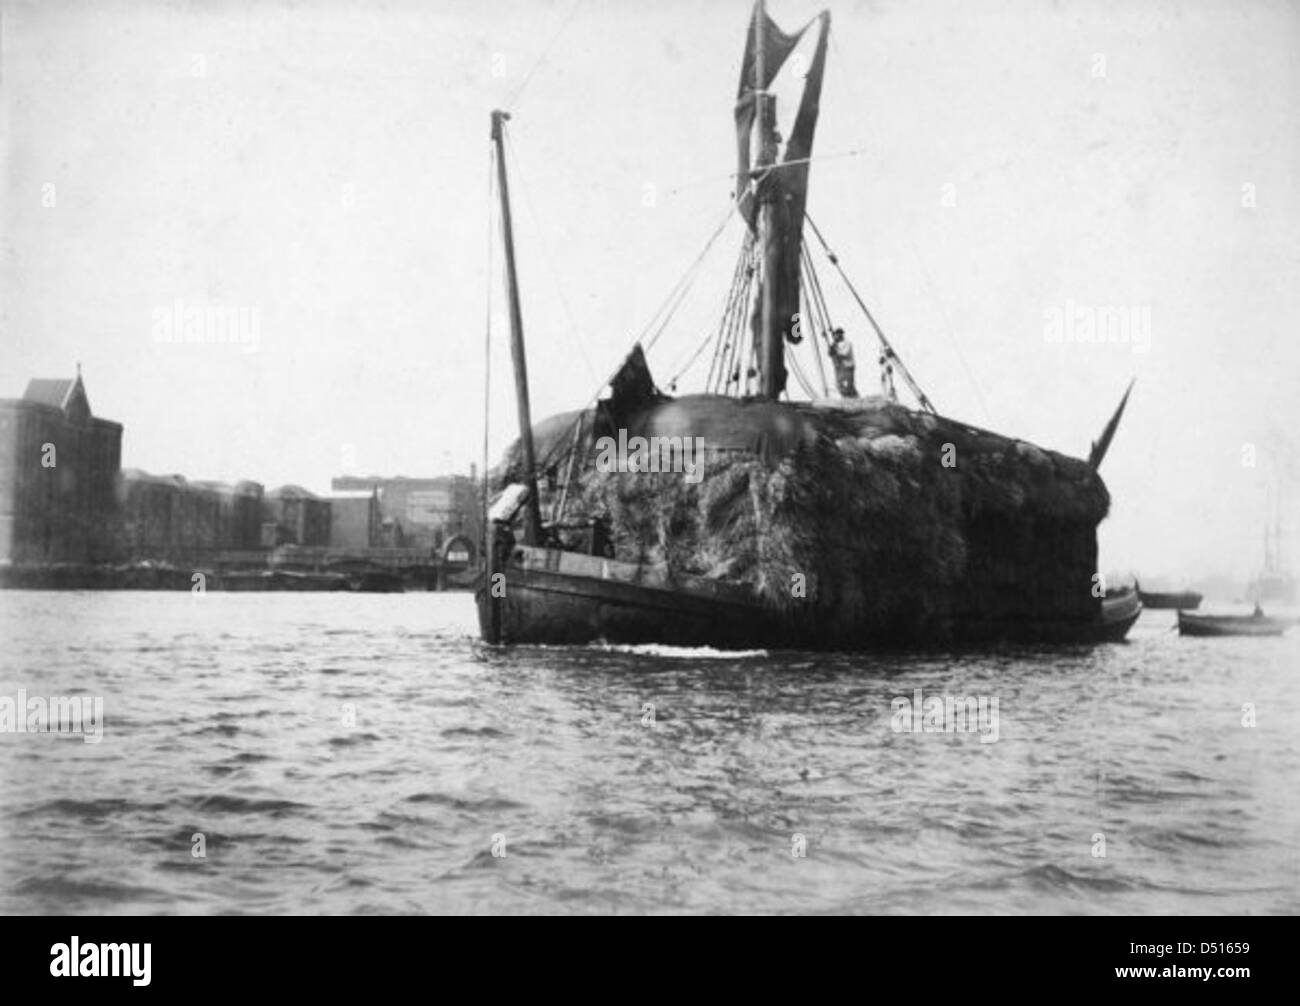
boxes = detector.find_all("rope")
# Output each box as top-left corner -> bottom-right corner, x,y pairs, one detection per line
731,240 -> 757,392
704,241 -> 750,392
807,244 -> 842,392
798,247 -> 830,397
706,235 -> 754,393
785,344 -> 817,399
552,410 -> 585,525
805,214 -> 937,414
712,254 -> 741,393
662,148 -> 866,201
638,204 -> 736,354
666,327 -> 717,392
734,258 -> 758,394
721,257 -> 753,395
504,0 -> 584,111
802,242 -> 835,343
907,237 -> 992,425
504,130 -> 600,386
487,122 -> 735,497
529,205 -> 738,480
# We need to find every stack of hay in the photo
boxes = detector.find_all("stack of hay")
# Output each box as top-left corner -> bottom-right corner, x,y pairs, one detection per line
497,396 -> 1109,644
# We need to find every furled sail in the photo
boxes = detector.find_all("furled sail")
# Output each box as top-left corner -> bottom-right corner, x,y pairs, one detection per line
733,5 -> 831,396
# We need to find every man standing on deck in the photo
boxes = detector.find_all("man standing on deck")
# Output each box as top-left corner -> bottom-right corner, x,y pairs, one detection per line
828,327 -> 858,398
879,346 -> 898,401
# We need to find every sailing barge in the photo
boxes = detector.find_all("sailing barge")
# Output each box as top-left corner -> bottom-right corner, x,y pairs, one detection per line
477,2 -> 1138,650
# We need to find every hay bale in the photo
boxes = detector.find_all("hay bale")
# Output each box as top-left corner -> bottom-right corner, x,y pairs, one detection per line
497,396 -> 1110,643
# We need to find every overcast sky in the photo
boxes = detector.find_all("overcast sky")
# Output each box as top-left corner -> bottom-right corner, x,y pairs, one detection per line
3,0 -> 1297,582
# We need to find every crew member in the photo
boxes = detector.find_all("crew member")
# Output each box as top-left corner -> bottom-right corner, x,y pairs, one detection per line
828,327 -> 858,398
879,347 -> 898,401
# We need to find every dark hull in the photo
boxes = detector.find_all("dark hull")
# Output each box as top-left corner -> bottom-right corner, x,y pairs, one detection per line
1177,611 -> 1296,637
1138,590 -> 1202,610
216,570 -> 350,591
477,546 -> 1140,650
479,549 -> 783,648
346,571 -> 406,593
0,564 -> 195,590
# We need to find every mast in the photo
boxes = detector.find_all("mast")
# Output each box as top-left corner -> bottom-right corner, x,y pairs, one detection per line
753,1 -> 784,399
1265,475 -> 1278,573
490,109 -> 542,545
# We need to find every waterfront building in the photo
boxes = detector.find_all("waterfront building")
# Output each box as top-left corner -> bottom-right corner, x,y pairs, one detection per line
188,480 -> 265,552
0,373 -> 122,564
264,485 -> 330,547
328,490 -> 379,550
330,473 -> 480,552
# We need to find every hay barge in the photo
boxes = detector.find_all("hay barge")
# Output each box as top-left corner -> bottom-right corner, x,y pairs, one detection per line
476,2 -> 1138,650
481,350 -> 1138,648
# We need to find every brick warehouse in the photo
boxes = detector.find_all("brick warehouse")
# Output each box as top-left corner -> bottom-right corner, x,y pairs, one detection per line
0,373 -> 122,563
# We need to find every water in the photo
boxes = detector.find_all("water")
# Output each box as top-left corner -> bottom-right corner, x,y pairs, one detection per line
1,590 -> 1297,915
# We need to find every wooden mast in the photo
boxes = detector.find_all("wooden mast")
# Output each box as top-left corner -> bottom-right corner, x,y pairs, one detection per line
490,109 -> 542,545
753,1 -> 784,400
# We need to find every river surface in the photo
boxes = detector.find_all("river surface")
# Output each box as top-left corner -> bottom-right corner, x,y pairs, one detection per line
1,590 -> 1296,915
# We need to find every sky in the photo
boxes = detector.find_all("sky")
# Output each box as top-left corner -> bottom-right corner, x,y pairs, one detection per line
2,0 -> 1298,582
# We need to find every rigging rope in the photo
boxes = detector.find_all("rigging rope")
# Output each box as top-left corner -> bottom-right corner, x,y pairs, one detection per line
504,0 -> 585,112
785,344 -> 817,399
805,214 -> 937,414
907,236 -> 992,425
666,325 -> 717,392
662,148 -> 866,201
638,205 -> 736,354
721,258 -> 753,396
706,234 -> 755,394
504,130 -> 601,387
528,205 -> 738,481
736,240 -> 760,395
552,409 -> 584,525
798,246 -> 831,397
704,240 -> 750,392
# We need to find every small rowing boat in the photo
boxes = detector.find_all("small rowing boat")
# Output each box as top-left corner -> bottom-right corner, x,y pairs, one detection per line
1177,609 -> 1297,637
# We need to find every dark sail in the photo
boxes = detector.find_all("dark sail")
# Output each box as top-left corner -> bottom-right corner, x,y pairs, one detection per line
733,6 -> 831,397
733,6 -> 804,226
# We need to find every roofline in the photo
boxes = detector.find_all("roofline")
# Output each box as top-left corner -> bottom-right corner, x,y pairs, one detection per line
0,398 -> 122,430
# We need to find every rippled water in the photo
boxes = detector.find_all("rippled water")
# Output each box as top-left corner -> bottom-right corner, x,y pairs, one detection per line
1,590 -> 1297,915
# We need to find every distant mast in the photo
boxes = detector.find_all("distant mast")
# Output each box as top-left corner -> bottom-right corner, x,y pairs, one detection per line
1264,469 -> 1282,575
490,109 -> 542,545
